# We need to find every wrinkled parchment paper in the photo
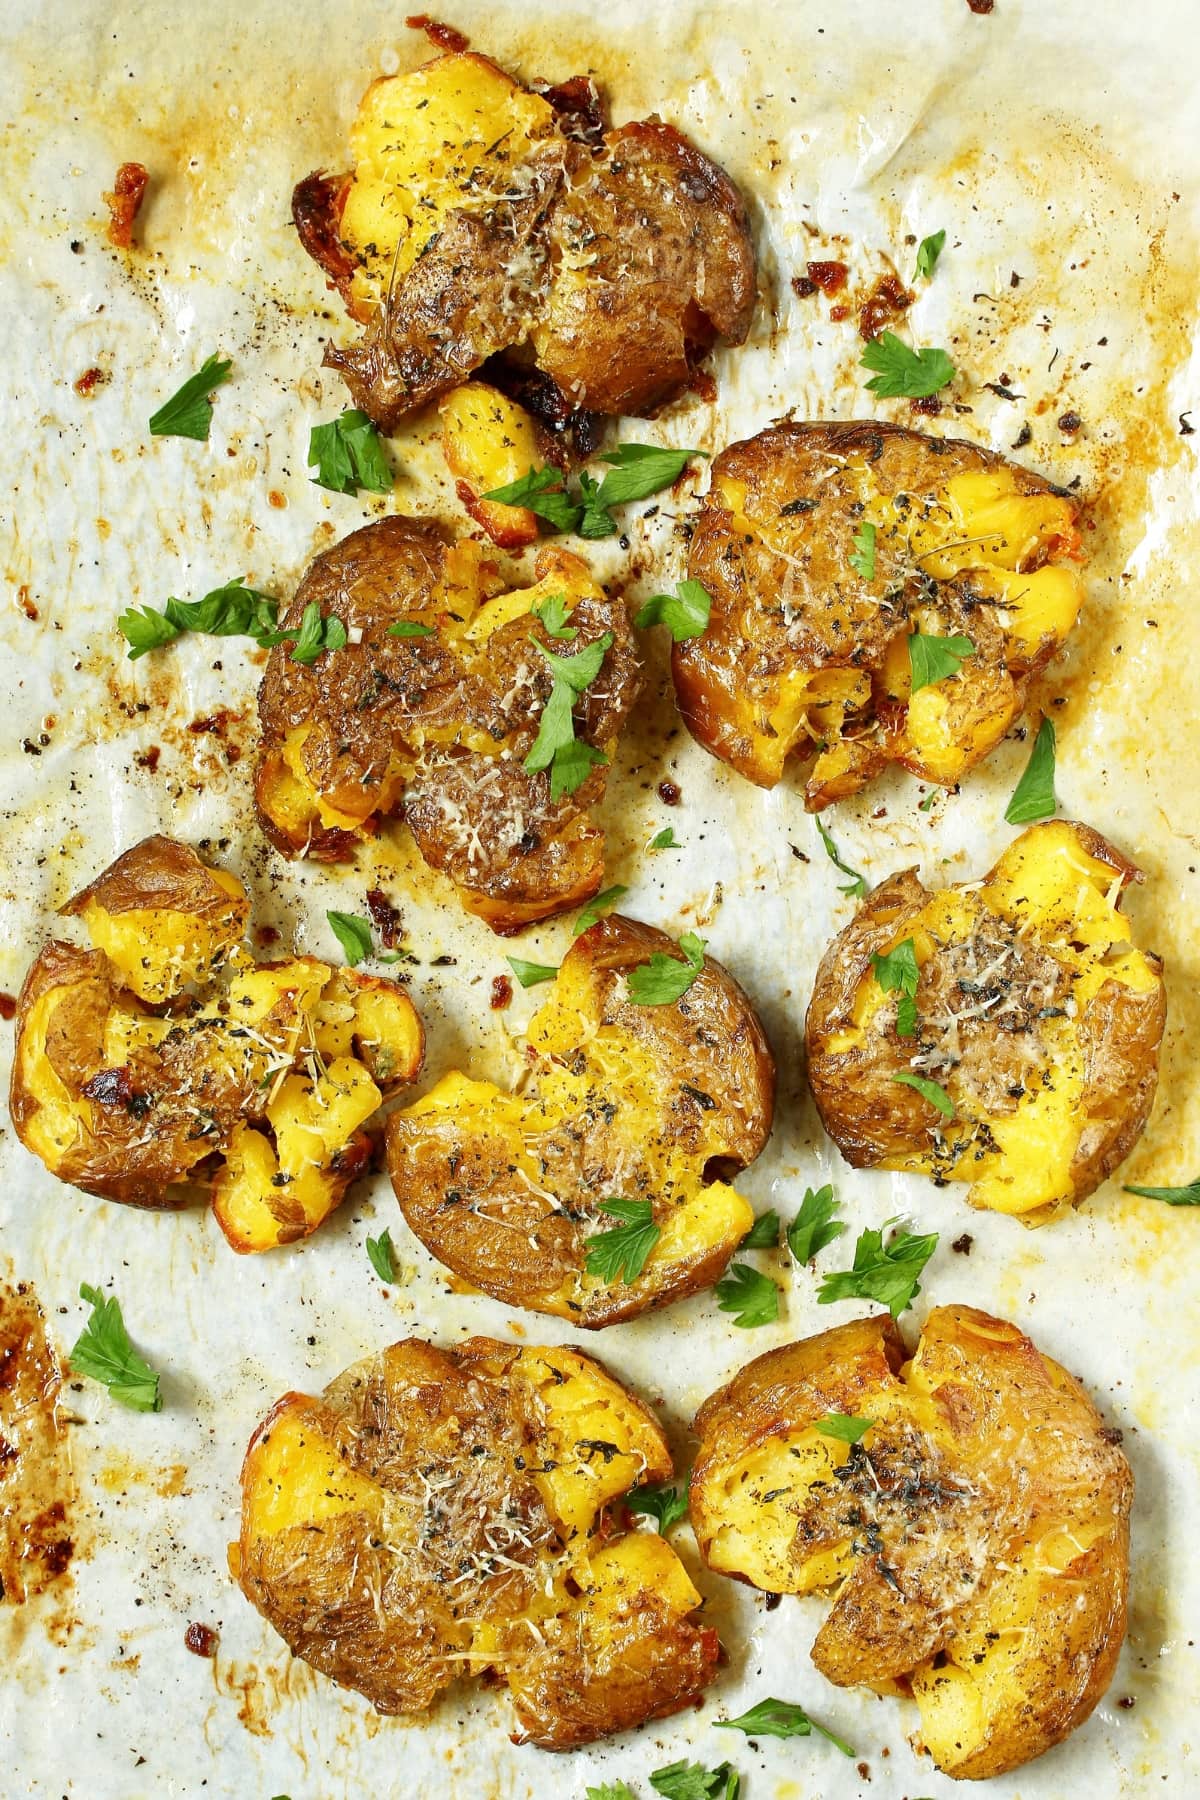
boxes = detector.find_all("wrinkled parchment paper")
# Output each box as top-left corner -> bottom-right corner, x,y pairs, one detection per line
2,0 -> 1199,1793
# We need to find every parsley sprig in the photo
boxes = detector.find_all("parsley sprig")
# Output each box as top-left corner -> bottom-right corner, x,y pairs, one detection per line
816,1413 -> 874,1444
626,932 -> 706,1006
484,444 -> 703,539
574,885 -> 628,936
893,1069 -> 955,1116
818,1220 -> 939,1318
366,1229 -> 397,1283
861,330 -> 955,399
849,521 -> 877,581
584,1198 -> 661,1284
786,1184 -> 846,1263
717,1696 -> 855,1757
634,580 -> 712,642
119,577 -> 279,660
1005,715 -> 1057,823
914,229 -> 947,280
1124,1178 -> 1200,1206
650,1761 -> 740,1800
148,352 -> 231,441
872,939 -> 920,1038
909,629 -> 975,693
506,955 -> 559,989
626,1479 -> 689,1532
308,409 -> 392,495
715,1262 -> 779,1328
70,1283 -> 162,1412
524,632 -> 613,801
815,819 -> 866,898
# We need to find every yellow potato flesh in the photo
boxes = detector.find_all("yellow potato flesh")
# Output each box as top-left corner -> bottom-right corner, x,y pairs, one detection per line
440,381 -> 542,545
243,1404 -> 382,1540
339,55 -> 556,316
77,867 -> 247,1003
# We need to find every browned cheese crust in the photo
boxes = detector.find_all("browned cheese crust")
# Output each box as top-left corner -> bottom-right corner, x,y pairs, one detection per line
386,915 -> 775,1325
676,421 -> 1086,804
690,1307 -> 1133,1779
254,516 -> 640,932
233,1334 -> 718,1745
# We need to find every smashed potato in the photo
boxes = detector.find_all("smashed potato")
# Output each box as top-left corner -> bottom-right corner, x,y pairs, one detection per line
440,380 -> 548,548
294,47 -> 755,430
386,915 -> 775,1325
804,821 -> 1165,1219
254,517 -> 639,933
690,1306 -> 1132,1780
10,836 -> 422,1248
233,1334 -> 717,1744
676,421 -> 1085,804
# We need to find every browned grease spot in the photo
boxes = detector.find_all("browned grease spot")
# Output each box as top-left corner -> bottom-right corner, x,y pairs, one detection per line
405,13 -> 470,53
185,1620 -> 219,1657
805,258 -> 848,296
967,0 -> 995,12
490,973 -> 512,1010
103,161 -> 148,249
0,994 -> 15,1021
858,271 -> 912,341
267,489 -> 286,510
16,586 -> 38,621
657,778 -> 681,806
73,366 -> 107,397
134,744 -> 161,772
212,1651 -> 319,1736
0,1283 -> 76,1607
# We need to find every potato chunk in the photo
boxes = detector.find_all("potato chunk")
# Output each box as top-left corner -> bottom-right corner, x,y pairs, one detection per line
10,837 -> 423,1246
254,516 -> 640,933
440,380 -> 545,547
690,1307 -> 1132,1779
234,1335 -> 716,1743
805,821 -> 1165,1218
294,48 -> 755,431
386,915 -> 775,1325
676,421 -> 1085,804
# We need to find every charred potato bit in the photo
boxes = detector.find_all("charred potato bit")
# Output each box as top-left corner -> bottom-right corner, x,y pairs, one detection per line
386,915 -> 775,1326
294,49 -> 755,430
10,836 -> 423,1246
677,421 -> 1085,804
690,1307 -> 1132,1779
805,821 -> 1165,1219
233,1334 -> 717,1744
254,516 -> 639,933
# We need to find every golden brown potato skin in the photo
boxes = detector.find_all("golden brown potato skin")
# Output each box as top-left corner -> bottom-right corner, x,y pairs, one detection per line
677,421 -> 1084,803
254,517 -> 639,933
387,915 -> 775,1325
233,1334 -> 717,1744
297,54 -> 755,430
10,837 -> 423,1243
804,821 -> 1166,1218
690,1307 -> 1132,1780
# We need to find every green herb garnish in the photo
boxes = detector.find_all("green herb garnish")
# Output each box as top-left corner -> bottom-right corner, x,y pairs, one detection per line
717,1696 -> 854,1757
531,594 -> 577,639
816,819 -> 866,897
872,938 -> 920,1039
524,633 -> 613,801
118,577 -> 280,661
861,330 -> 955,399
308,408 -> 392,495
892,1070 -> 955,1116
388,619 -> 435,638
650,1761 -> 739,1800
1124,1179 -> 1200,1206
818,1220 -> 939,1318
649,827 -> 679,851
741,1210 -> 781,1249
914,229 -> 947,280
71,1284 -> 162,1412
481,464 -> 581,533
786,1184 -> 846,1263
849,521 -> 877,581
148,352 -> 232,441
506,956 -> 559,988
626,932 -> 706,1006
625,1480 -> 689,1533
634,580 -> 712,642
715,1263 -> 779,1328
908,630 -> 975,693
327,911 -> 373,966
584,1198 -> 661,1285
816,1413 -> 874,1445
573,885 -> 629,936
366,1229 -> 397,1283
1004,715 -> 1057,823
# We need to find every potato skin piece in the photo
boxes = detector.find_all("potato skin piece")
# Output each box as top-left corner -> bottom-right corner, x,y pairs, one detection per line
677,420 -> 1084,801
254,516 -> 639,932
233,1334 -> 716,1742
387,914 -> 775,1325
689,1307 -> 1132,1780
804,821 -> 1165,1217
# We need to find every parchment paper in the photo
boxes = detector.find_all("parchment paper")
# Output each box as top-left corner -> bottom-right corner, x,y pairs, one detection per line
1,1 -> 1198,1794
